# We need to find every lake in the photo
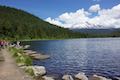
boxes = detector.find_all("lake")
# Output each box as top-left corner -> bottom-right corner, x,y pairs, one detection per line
22,38 -> 120,79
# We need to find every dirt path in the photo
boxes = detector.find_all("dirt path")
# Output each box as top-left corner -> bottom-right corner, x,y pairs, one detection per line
0,49 -> 33,80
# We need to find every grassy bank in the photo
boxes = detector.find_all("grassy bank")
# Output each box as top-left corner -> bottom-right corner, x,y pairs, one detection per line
9,47 -> 34,76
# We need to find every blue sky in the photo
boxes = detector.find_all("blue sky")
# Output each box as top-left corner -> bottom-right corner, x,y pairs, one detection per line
0,0 -> 120,19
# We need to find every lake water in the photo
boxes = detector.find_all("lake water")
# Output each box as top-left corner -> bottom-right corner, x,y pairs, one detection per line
22,38 -> 120,79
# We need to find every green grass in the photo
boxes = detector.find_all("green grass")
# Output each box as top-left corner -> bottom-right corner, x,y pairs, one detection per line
9,47 -> 32,66
9,47 -> 34,77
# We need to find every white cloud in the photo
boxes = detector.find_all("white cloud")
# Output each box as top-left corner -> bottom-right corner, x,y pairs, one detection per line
46,17 -> 63,27
45,4 -> 120,29
89,4 -> 101,12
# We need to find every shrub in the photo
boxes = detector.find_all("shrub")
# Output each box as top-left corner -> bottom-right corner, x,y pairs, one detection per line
9,47 -> 32,66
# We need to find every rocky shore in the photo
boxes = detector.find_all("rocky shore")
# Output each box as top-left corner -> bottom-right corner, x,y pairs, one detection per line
23,50 -> 50,60
8,44 -> 119,80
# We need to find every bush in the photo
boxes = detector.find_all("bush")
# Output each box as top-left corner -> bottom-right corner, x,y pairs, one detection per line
9,47 -> 32,66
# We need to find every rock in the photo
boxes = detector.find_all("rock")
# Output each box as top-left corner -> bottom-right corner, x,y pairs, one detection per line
32,66 -> 46,76
75,72 -> 88,80
19,65 -> 27,69
24,50 -> 37,54
91,75 -> 112,80
62,75 -> 74,80
17,63 -> 26,67
42,76 -> 55,80
30,53 -> 50,60
9,44 -> 15,47
24,50 -> 50,60
23,45 -> 30,49
24,52 -> 34,56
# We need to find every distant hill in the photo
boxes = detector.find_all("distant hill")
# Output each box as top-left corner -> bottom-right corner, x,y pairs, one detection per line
71,28 -> 120,37
0,6 -> 87,40
72,28 -> 120,34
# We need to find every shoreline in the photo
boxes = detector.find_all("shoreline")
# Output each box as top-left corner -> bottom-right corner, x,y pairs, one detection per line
8,45 -> 52,80
19,37 -> 120,42
6,44 -> 120,80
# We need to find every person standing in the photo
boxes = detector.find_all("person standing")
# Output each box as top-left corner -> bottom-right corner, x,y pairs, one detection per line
0,40 -> 4,49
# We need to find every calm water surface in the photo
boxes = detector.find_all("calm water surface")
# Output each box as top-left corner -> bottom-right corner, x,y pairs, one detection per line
22,38 -> 120,79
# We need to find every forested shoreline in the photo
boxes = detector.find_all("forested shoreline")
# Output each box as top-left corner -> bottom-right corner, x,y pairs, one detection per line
0,6 -> 88,40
